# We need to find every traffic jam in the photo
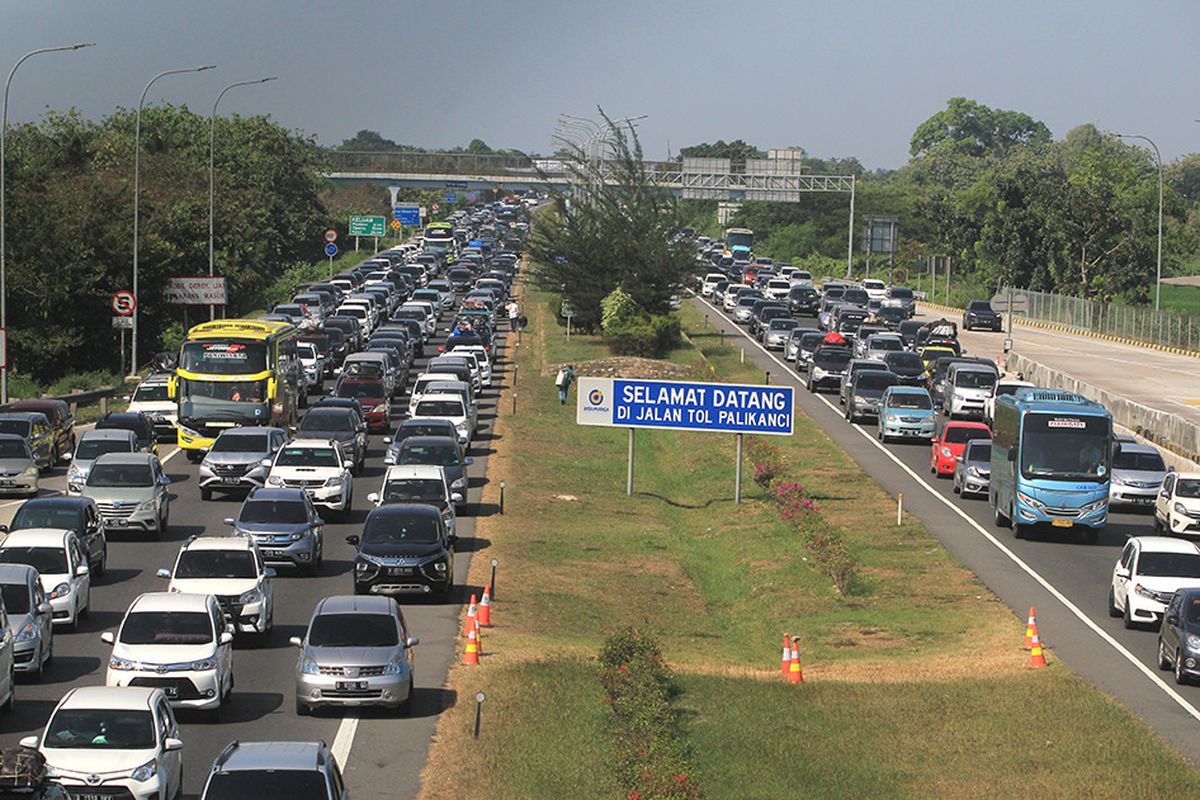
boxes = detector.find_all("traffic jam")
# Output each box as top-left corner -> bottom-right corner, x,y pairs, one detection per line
0,197 -> 532,799
694,230 -> 1200,683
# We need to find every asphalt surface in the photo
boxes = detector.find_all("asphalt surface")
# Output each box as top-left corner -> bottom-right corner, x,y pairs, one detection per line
0,312 -> 508,799
695,294 -> 1200,765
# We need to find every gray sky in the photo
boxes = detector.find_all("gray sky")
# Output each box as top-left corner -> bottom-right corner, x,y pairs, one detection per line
2,0 -> 1197,168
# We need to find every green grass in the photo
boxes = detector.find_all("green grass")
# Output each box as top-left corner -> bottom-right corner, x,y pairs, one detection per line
1158,283 -> 1200,317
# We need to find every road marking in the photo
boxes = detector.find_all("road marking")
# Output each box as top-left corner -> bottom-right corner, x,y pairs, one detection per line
332,715 -> 359,767
699,296 -> 1200,725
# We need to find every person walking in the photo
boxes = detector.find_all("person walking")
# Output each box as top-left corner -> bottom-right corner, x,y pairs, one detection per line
555,364 -> 576,405
507,299 -> 520,331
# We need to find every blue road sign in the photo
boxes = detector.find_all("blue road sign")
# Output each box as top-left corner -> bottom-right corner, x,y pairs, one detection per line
444,193 -> 458,203
324,242 -> 338,257
395,206 -> 421,226
445,180 -> 468,190
576,378 -> 793,436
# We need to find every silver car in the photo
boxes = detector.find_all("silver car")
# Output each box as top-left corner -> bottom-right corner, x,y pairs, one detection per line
199,427 -> 288,501
225,487 -> 325,576
1110,440 -> 1168,509
0,563 -> 54,676
81,453 -> 172,537
291,594 -> 418,715
763,318 -> 801,350
67,428 -> 137,494
0,433 -> 39,497
953,438 -> 993,498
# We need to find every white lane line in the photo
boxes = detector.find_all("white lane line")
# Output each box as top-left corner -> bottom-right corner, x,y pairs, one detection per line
331,716 -> 359,767
700,296 -> 1200,724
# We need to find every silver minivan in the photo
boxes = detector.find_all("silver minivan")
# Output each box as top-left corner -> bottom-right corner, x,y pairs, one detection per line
0,563 -> 54,677
81,453 -> 172,537
943,362 -> 999,420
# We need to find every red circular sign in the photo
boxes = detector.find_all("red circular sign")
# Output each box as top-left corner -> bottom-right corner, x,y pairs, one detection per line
111,290 -> 136,316
323,228 -> 338,243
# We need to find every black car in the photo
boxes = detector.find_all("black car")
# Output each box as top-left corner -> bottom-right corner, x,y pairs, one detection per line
754,307 -> 791,340
845,370 -> 900,422
1158,587 -> 1200,684
2,495 -> 106,575
875,305 -> 908,330
323,316 -> 364,351
841,287 -> 869,307
787,286 -> 819,316
963,300 -> 1002,331
898,320 -> 924,349
296,407 -> 367,474
882,351 -> 928,386
806,344 -> 853,393
94,411 -> 157,454
346,504 -> 456,598
884,286 -> 916,318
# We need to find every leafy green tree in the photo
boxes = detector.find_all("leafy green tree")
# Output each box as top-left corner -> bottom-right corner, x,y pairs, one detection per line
910,97 -> 1051,159
337,129 -> 404,151
678,139 -> 765,163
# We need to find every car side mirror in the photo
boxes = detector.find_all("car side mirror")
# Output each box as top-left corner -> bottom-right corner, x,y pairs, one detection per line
100,631 -> 115,645
289,636 -> 304,648
264,568 -> 277,578
156,568 -> 171,579
1167,614 -> 1180,625
1116,567 -> 1130,579
383,436 -> 392,444
37,602 -> 52,615
0,524 -> 6,534
956,456 -> 964,463
464,456 -> 474,465
75,565 -> 89,577
223,517 -> 235,528
61,452 -> 72,462
345,535 -> 360,546
260,458 -> 273,468
19,736 -> 38,750
367,492 -> 380,504
158,475 -> 171,486
313,517 -> 325,527
164,737 -> 184,752
451,492 -> 464,504
406,636 -> 420,648
219,631 -> 234,645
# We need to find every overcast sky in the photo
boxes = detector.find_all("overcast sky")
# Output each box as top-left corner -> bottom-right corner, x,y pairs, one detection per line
2,1 -> 1197,168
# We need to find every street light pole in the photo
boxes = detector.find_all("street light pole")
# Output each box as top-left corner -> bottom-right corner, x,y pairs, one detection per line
1,42 -> 94,403
1115,132 -> 1164,311
132,64 -> 215,378
209,76 -> 275,320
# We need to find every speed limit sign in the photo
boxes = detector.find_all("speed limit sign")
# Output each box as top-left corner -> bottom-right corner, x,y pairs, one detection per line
111,290 -> 136,316
323,228 -> 338,243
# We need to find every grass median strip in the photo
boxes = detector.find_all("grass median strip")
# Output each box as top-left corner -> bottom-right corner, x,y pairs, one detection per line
417,285 -> 1200,799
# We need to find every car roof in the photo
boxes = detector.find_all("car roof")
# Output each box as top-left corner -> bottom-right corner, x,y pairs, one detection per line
216,740 -> 328,772
0,433 -> 26,443
246,487 -> 306,503
182,535 -> 253,552
0,563 -> 38,584
94,453 -> 157,465
383,465 -> 446,482
1133,536 -> 1200,555
886,386 -> 931,395
130,591 -> 214,612
0,412 -> 46,422
1119,443 -> 1160,456
414,393 -> 463,404
80,428 -> 138,442
315,594 -> 398,616
99,412 -> 145,423
137,375 -> 171,386
217,426 -> 284,438
944,421 -> 992,430
60,685 -> 159,711
17,495 -> 90,511
0,528 -> 72,547
368,503 -> 441,521
285,438 -> 340,449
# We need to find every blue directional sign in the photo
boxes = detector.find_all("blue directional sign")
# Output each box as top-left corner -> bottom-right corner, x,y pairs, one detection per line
324,242 -> 338,257
394,206 -> 421,226
444,193 -> 458,204
576,378 -> 793,436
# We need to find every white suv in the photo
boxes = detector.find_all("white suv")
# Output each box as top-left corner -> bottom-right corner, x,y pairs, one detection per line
410,393 -> 472,446
0,528 -> 90,629
368,464 -> 460,533
450,344 -> 492,387
125,374 -> 177,442
24,685 -> 184,800
862,278 -> 888,302
265,439 -> 354,521
101,592 -> 234,715
158,536 -> 275,635
1155,472 -> 1200,538
1110,536 -> 1200,628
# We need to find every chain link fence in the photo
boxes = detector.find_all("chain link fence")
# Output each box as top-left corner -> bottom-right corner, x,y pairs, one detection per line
1012,286 -> 1200,351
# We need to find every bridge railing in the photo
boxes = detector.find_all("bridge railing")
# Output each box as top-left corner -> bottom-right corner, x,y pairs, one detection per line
327,150 -> 538,176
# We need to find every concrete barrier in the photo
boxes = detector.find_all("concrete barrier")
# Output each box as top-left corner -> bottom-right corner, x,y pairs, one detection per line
1008,352 -> 1200,471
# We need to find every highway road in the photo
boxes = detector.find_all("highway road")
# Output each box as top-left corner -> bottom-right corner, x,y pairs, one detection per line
0,315 -> 507,799
696,294 -> 1200,764
915,303 -> 1200,430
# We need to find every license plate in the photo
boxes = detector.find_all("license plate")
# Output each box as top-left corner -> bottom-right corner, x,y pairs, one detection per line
1051,519 -> 1074,528
219,477 -> 241,484
70,793 -> 104,800
336,680 -> 367,691
389,567 -> 413,576
263,549 -> 284,557
0,480 -> 14,487
112,519 -> 128,527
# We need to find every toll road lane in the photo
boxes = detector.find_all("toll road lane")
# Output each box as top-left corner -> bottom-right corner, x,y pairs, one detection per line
697,295 -> 1200,763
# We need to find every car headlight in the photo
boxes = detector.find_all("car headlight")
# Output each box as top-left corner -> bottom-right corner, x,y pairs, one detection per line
15,622 -> 37,641
940,447 -> 952,458
49,582 -> 71,599
812,367 -> 826,379
324,476 -> 344,488
22,466 -> 38,478
299,655 -> 319,674
383,657 -> 405,675
967,466 -> 981,477
238,588 -> 263,605
109,655 -> 137,671
1134,583 -> 1156,599
137,499 -> 157,512
266,475 -> 284,487
1174,502 -> 1196,517
290,531 -> 305,542
455,421 -> 468,432
191,657 -> 218,671
1110,474 -> 1125,486
129,758 -> 158,783
852,395 -> 866,405
1187,634 -> 1200,651
1017,491 -> 1045,510
451,478 -> 465,490
884,413 -> 898,422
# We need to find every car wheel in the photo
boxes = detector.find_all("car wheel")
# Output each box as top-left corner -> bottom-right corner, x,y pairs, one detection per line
1123,599 -> 1136,630
305,555 -> 320,577
1176,651 -> 1190,686
96,545 -> 107,578
1158,638 -> 1172,670
1108,587 -> 1121,618
397,674 -> 414,717
200,488 -> 212,501
952,477 -> 961,494
80,587 -> 90,619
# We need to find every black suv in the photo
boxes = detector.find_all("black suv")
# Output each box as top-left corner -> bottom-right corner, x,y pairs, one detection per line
346,504 -> 457,599
963,300 -> 1002,331
2,495 -> 106,575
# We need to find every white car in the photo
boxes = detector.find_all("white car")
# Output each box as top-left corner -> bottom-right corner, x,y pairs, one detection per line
409,373 -> 470,417
450,344 -> 492,387
862,278 -> 888,302
0,528 -> 90,629
296,341 -> 325,392
1110,536 -> 1200,628
984,378 -> 1035,425
1155,472 -> 1200,538
401,301 -> 438,335
24,685 -> 184,800
157,536 -> 275,635
700,273 -> 726,297
335,303 -> 373,335
765,279 -> 792,301
101,592 -> 234,714
368,464 -> 462,525
410,393 -> 472,446
125,375 -> 176,442
265,438 -> 354,520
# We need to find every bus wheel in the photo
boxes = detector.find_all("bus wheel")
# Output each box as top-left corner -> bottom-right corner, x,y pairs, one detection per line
1013,519 -> 1025,540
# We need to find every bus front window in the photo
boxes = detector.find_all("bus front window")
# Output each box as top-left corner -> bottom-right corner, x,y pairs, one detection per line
178,379 -> 269,422
180,342 -> 269,375
1020,414 -> 1110,482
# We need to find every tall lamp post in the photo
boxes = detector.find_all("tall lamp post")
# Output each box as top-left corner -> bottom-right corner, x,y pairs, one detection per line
131,64 -> 215,378
209,76 -> 275,319
1115,132 -> 1164,311
1,42 -> 95,403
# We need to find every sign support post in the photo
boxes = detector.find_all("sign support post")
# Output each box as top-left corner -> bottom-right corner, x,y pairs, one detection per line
120,328 -> 126,377
626,428 -> 635,496
735,433 -> 743,504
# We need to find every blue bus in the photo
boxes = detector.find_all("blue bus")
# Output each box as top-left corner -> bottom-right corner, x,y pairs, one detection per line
989,389 -> 1113,543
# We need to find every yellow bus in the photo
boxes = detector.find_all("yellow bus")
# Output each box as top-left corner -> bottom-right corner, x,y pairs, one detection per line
170,319 -> 301,460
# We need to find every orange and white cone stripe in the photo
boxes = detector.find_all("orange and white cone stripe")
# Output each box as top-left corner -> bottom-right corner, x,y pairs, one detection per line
464,594 -> 478,636
780,634 -> 791,675
1024,607 -> 1038,651
463,622 -> 480,666
788,637 -> 804,684
478,585 -> 492,627
1029,631 -> 1047,669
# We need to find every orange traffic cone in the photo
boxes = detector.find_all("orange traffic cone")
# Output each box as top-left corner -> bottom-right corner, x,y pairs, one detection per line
1024,607 -> 1039,651
780,634 -> 791,675
1029,631 -> 1047,669
478,585 -> 492,627
464,594 -> 478,636
462,621 -> 480,666
474,618 -> 484,657
788,637 -> 804,684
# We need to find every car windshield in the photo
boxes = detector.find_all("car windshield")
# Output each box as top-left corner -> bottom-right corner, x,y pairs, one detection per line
86,463 -> 152,488
887,392 -> 932,410
0,583 -> 29,614
44,709 -> 156,750
965,442 -> 992,462
211,433 -> 270,453
299,412 -> 354,433
1176,480 -> 1200,499
1138,552 -> 1200,579
337,382 -> 385,400
856,374 -> 897,392
175,550 -> 257,579
0,546 -> 66,574
178,378 -> 268,423
239,499 -> 308,525
0,439 -> 29,459
0,420 -> 31,437
10,505 -> 80,531
276,447 -> 338,468
343,361 -> 384,379
133,384 -> 169,402
296,343 -> 317,359
769,319 -> 798,331
400,443 -> 460,466
799,333 -> 825,349
869,338 -> 903,352
202,772 -> 330,800
363,513 -> 440,545
383,479 -> 446,504
120,611 -> 213,645
889,288 -> 913,299
1113,451 -> 1166,472
309,612 -> 398,648
885,353 -> 924,370
955,371 -> 997,389
968,302 -> 993,311
415,401 -> 464,417
815,348 -> 852,367
944,427 -> 990,445
75,438 -> 131,460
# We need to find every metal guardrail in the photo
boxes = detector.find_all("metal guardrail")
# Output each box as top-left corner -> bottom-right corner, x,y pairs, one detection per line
1009,286 -> 1200,352
49,387 -> 119,417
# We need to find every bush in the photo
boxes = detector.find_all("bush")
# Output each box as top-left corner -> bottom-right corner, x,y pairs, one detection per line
606,313 -> 682,357
601,287 -> 640,332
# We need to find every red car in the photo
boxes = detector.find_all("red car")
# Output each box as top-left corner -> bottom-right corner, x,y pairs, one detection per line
930,420 -> 991,477
334,377 -> 390,433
